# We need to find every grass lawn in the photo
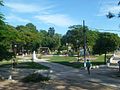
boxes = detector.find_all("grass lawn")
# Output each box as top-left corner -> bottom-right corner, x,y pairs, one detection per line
91,55 -> 105,65
48,56 -> 83,68
17,62 -> 49,69
0,60 -> 49,69
48,55 -> 105,68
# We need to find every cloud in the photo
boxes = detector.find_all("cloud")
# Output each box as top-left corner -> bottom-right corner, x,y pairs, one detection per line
106,6 -> 120,14
6,14 -> 31,23
5,2 -> 54,13
4,1 -> 78,27
35,14 -> 77,27
98,1 -> 120,16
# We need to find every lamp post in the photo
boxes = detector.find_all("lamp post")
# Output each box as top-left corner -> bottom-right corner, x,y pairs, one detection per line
14,44 -> 17,56
12,41 -> 17,57
83,20 -> 86,67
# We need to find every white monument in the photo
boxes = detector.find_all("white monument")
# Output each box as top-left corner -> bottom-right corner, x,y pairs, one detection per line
32,51 -> 37,61
8,75 -> 12,80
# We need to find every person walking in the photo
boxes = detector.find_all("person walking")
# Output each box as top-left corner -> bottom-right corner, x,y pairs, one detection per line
86,59 -> 91,75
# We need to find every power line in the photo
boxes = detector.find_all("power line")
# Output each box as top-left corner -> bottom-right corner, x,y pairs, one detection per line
89,27 -> 120,33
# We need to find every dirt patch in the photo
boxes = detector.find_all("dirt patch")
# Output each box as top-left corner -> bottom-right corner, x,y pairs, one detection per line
1,79 -> 118,90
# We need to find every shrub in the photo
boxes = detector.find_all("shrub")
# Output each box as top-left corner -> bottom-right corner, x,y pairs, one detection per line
22,73 -> 50,83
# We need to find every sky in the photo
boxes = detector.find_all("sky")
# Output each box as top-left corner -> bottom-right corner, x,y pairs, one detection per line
1,0 -> 120,35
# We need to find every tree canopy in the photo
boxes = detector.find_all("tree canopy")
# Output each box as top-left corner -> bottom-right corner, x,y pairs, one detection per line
93,32 -> 120,63
0,0 -> 120,61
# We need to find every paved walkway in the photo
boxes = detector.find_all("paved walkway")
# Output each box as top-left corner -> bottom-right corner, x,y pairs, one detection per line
34,59 -> 120,90
0,59 -> 120,90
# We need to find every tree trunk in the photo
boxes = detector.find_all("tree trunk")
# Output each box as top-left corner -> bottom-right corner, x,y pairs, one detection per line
104,51 -> 107,64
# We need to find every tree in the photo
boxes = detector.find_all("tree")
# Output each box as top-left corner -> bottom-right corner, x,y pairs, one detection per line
0,0 -> 4,27
106,12 -> 115,19
106,1 -> 120,19
26,23 -> 38,32
40,29 -> 61,51
93,32 -> 120,63
62,25 -> 85,51
48,27 -> 55,37
52,33 -> 61,50
16,24 -> 41,53
0,1 -> 15,60
61,25 -> 98,52
86,30 -> 99,54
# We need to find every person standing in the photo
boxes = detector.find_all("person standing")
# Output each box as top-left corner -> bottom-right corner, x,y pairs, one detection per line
118,60 -> 120,72
86,59 -> 91,75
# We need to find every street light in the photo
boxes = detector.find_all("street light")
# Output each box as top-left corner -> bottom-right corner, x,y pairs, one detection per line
83,20 -> 86,67
14,44 -> 17,57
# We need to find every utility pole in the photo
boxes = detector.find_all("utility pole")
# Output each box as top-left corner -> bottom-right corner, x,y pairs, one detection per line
76,40 -> 79,61
83,20 -> 86,67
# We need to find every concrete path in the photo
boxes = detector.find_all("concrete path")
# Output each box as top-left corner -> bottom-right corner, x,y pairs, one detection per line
34,59 -> 120,90
0,59 -> 120,90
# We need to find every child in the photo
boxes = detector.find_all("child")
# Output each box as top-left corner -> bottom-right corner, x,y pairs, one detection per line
86,59 -> 91,75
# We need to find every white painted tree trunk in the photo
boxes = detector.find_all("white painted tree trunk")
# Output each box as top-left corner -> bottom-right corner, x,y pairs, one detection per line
32,51 -> 37,61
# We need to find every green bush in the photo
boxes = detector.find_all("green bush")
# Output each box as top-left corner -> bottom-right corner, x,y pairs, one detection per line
22,73 -> 50,83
